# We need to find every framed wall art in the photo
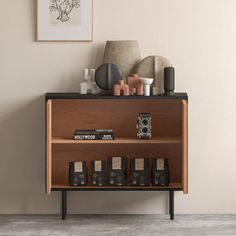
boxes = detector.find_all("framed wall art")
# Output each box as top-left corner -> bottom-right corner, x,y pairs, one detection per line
37,0 -> 93,41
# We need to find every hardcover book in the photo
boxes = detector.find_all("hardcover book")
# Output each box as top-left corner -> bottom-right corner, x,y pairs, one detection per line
74,129 -> 114,135
74,134 -> 114,140
73,129 -> 114,140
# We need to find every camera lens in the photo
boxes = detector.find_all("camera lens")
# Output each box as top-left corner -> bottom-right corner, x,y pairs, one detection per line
141,127 -> 148,134
141,118 -> 148,126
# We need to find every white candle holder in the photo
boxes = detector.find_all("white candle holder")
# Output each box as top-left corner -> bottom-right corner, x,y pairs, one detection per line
140,78 -> 154,96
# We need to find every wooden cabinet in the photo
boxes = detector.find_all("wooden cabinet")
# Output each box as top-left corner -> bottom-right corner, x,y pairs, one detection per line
46,93 -> 188,219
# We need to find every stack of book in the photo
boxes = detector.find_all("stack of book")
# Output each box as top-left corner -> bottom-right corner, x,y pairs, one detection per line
73,129 -> 114,140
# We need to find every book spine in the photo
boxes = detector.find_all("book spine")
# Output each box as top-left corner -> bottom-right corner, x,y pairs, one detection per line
74,134 -> 114,140
75,130 -> 113,135
75,132 -> 113,135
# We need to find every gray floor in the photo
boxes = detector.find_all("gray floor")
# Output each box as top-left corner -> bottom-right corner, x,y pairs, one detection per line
0,215 -> 236,236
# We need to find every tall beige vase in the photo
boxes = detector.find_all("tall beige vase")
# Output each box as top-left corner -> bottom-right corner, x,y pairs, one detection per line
103,40 -> 141,80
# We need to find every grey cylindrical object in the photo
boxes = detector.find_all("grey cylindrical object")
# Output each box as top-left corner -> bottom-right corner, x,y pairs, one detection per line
164,67 -> 175,95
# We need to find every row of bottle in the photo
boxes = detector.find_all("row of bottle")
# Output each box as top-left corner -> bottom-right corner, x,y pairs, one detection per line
69,157 -> 169,187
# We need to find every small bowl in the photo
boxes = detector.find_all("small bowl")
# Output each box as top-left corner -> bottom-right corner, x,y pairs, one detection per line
140,78 -> 154,85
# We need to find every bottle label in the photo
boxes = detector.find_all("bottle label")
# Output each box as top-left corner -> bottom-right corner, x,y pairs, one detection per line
112,157 -> 122,170
135,159 -> 144,170
95,160 -> 102,172
74,162 -> 83,172
157,159 -> 164,170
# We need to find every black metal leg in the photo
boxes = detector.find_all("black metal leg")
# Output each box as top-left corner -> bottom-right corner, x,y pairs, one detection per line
62,190 -> 67,220
169,190 -> 174,220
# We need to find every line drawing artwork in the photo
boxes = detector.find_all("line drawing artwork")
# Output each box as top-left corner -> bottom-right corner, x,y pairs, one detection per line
49,0 -> 80,24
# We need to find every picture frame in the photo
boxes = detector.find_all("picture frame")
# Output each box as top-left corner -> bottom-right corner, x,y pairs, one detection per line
37,0 -> 93,42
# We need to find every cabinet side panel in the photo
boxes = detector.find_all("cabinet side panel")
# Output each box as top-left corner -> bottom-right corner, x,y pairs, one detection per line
182,100 -> 188,194
46,100 -> 52,194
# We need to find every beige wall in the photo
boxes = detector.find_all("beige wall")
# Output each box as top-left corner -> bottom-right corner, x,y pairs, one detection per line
1,0 -> 236,214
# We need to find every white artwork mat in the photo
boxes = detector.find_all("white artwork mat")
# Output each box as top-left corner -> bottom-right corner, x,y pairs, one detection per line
37,0 -> 93,41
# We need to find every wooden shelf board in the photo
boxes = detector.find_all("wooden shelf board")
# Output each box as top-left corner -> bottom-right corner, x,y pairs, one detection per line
52,183 -> 182,191
51,137 -> 182,144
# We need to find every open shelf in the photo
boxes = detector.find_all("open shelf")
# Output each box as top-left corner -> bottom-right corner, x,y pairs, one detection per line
51,137 -> 182,144
52,183 -> 182,191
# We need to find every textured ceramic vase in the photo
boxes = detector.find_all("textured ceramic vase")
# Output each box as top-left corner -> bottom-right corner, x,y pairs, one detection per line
103,40 -> 141,80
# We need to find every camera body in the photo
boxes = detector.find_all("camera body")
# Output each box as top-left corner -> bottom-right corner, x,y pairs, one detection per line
137,113 -> 152,139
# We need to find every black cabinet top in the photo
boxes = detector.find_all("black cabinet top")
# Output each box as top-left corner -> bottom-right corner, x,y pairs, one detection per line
45,93 -> 188,100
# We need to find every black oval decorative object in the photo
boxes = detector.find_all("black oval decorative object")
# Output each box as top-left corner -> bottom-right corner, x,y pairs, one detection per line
95,63 -> 122,90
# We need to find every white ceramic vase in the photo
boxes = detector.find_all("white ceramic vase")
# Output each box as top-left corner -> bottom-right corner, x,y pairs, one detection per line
140,78 -> 154,96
